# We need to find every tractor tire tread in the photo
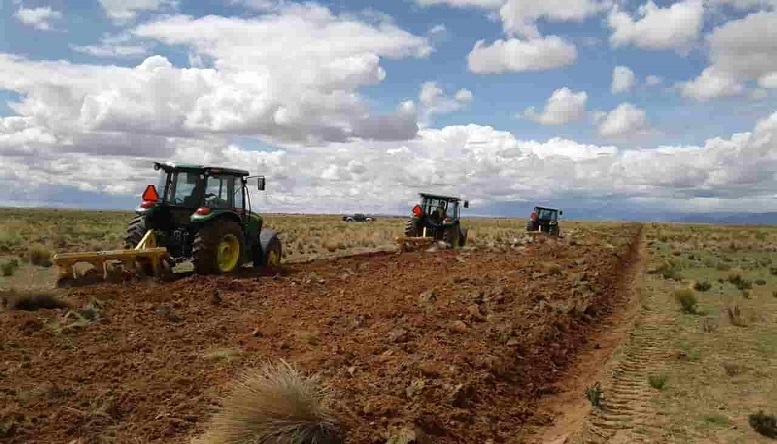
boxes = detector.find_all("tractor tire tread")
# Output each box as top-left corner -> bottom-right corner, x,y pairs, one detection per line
404,219 -> 419,237
124,216 -> 146,249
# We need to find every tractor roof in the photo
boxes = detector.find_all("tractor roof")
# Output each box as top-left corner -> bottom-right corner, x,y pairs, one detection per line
420,193 -> 461,202
534,206 -> 561,212
155,161 -> 249,177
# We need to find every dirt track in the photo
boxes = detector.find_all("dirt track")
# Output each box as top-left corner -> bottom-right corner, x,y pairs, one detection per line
0,225 -> 641,444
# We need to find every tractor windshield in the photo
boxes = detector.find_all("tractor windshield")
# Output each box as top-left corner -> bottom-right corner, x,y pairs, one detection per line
203,174 -> 243,209
537,208 -> 557,221
162,170 -> 205,207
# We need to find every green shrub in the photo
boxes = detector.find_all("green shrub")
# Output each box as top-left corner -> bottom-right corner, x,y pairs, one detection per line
648,374 -> 668,390
27,245 -> 52,267
1,289 -> 70,311
748,411 -> 777,439
693,281 -> 712,292
770,266 -> 777,276
1,259 -> 19,277
755,279 -> 766,286
585,382 -> 603,408
674,288 -> 699,314
727,272 -> 752,290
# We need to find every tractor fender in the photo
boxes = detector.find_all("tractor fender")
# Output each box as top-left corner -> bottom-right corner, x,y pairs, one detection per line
190,209 -> 241,225
259,229 -> 280,253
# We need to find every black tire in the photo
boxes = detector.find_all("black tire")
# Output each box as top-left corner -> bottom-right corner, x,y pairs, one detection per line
192,220 -> 244,274
125,216 -> 146,249
459,228 -> 468,247
549,225 -> 560,237
526,220 -> 538,232
346,217 -> 354,222
404,219 -> 419,237
443,225 -> 460,247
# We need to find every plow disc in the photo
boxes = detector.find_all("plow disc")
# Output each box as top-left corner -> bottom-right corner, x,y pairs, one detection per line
52,231 -> 171,287
396,236 -> 436,252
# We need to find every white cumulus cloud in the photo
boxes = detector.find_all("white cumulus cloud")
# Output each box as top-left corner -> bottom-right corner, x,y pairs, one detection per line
608,0 -> 704,51
468,36 -> 577,74
524,87 -> 588,126
597,102 -> 650,137
99,0 -> 177,23
14,6 -> 62,31
611,66 -> 636,93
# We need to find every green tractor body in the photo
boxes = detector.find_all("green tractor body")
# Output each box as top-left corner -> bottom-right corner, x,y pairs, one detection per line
526,206 -> 563,236
127,162 -> 281,274
404,193 -> 469,247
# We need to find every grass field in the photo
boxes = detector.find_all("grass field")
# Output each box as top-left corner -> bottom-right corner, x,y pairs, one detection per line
574,222 -> 777,443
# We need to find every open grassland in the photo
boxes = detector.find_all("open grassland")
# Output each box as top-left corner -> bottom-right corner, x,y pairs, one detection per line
575,222 -> 777,443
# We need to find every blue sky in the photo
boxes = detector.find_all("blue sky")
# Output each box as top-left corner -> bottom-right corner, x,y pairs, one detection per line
0,0 -> 776,218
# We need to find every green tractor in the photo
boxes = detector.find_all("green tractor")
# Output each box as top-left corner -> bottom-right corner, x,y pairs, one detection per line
400,193 -> 469,249
125,162 -> 282,275
526,206 -> 563,237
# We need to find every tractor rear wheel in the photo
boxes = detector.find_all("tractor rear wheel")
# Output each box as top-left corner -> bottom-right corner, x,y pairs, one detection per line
526,220 -> 538,232
404,219 -> 419,237
443,225 -> 460,247
125,216 -> 146,249
193,221 -> 244,274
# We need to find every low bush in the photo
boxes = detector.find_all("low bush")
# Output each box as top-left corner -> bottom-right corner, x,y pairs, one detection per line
1,259 -> 19,277
674,288 -> 698,314
748,411 -> 777,439
693,281 -> 712,292
27,245 -> 52,267
197,361 -> 342,444
1,289 -> 70,311
585,382 -> 603,408
648,374 -> 668,390
727,272 -> 752,290
727,305 -> 747,327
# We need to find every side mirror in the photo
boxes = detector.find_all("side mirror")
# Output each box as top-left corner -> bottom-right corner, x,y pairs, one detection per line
257,177 -> 265,191
463,200 -> 469,209
559,210 -> 563,216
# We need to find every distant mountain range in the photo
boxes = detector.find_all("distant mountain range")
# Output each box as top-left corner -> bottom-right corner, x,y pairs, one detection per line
670,212 -> 777,225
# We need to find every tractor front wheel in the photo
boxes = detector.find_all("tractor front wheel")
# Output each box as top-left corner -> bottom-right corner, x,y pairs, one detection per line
526,220 -> 538,232
193,221 -> 244,274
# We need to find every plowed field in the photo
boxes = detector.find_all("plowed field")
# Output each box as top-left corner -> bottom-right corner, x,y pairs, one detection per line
1,224 -> 641,443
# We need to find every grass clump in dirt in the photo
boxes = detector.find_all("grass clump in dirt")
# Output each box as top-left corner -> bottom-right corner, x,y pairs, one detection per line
197,360 -> 342,444
648,374 -> 668,390
674,288 -> 699,314
748,411 -> 777,439
726,305 -> 748,327
585,382 -> 603,409
693,281 -> 712,292
726,272 -> 752,290
1,289 -> 70,311
26,244 -> 53,267
1,259 -> 19,277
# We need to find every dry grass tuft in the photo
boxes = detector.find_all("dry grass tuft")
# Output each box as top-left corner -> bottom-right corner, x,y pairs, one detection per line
1,289 -> 70,311
198,360 -> 342,444
674,288 -> 698,314
27,244 -> 53,267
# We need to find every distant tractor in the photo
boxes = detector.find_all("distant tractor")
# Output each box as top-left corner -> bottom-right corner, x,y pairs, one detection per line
399,193 -> 469,251
342,213 -> 375,222
53,162 -> 282,286
526,206 -> 563,237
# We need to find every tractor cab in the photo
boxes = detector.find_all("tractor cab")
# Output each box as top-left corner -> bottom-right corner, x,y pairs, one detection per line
401,193 -> 469,249
526,206 -> 563,236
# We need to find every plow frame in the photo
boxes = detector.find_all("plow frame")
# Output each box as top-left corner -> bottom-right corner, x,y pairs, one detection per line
52,231 -> 171,286
396,227 -> 436,252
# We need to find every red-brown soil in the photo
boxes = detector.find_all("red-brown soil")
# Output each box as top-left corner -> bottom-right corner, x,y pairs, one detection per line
0,224 -> 641,444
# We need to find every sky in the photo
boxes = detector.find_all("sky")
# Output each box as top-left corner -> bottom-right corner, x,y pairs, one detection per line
0,0 -> 776,219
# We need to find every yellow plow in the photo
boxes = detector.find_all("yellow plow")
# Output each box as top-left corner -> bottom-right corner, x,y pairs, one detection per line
52,230 -> 171,287
396,227 -> 436,253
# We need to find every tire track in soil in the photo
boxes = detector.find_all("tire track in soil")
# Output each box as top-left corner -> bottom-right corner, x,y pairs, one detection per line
572,258 -> 672,444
